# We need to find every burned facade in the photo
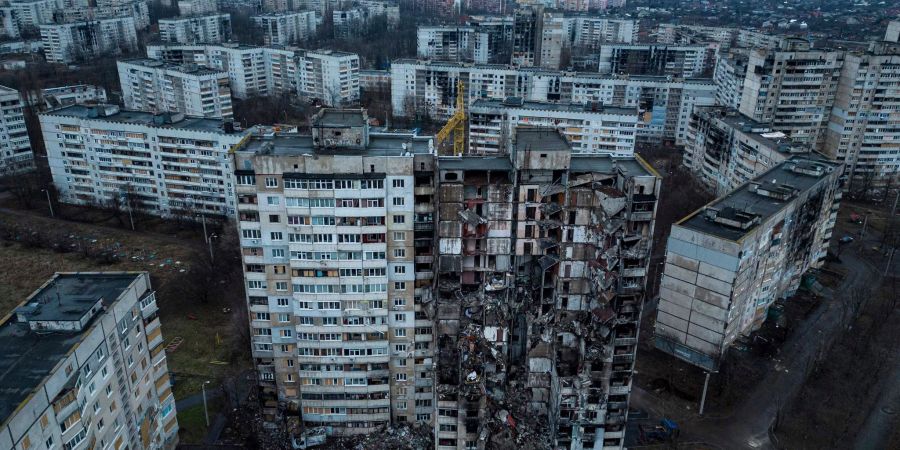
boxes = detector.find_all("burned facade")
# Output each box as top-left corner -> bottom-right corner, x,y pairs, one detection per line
433,127 -> 660,450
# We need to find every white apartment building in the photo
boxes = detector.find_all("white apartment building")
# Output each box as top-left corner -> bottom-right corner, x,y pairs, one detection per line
390,60 -> 716,144
0,272 -> 178,450
416,26 -> 491,64
233,108 -> 435,435
178,0 -> 216,15
468,97 -> 638,156
656,24 -> 783,52
571,16 -> 637,48
146,44 -> 360,105
683,106 -> 809,196
738,38 -> 844,151
41,104 -> 248,217
296,49 -> 360,105
252,11 -> 317,46
655,156 -> 841,372
59,1 -> 151,31
597,43 -> 718,77
40,17 -> 138,64
712,48 -> 749,109
332,1 -> 399,39
159,13 -> 232,44
0,84 -> 32,174
824,41 -> 900,189
6,0 -> 59,31
118,59 -> 233,120
359,69 -> 390,92
38,84 -> 107,109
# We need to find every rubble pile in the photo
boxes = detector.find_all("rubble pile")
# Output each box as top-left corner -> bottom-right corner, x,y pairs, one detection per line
322,423 -> 433,450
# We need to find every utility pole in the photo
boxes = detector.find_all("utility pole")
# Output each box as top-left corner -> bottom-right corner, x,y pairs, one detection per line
886,247 -> 896,276
201,380 -> 210,427
41,189 -> 54,218
200,214 -> 208,243
861,213 -> 869,239
208,234 -> 218,262
699,372 -> 711,415
127,203 -> 135,231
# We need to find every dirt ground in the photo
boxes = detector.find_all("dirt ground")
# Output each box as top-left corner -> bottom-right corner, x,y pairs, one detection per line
0,203 -> 250,400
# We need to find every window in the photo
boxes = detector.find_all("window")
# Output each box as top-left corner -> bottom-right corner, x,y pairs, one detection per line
417,414 -> 431,421
255,312 -> 270,320
278,313 -> 290,322
298,317 -> 314,325
272,249 -> 285,259
394,266 -> 406,274
237,175 -> 255,185
394,282 -> 406,291
393,298 -> 406,307
395,344 -> 407,352
270,232 -> 283,241
396,373 -> 407,382
392,197 -> 405,206
335,180 -> 353,189
394,249 -> 406,258
267,196 -> 280,206
392,179 -> 405,188
242,229 -> 262,239
395,329 -> 406,337
277,298 -> 290,306
360,179 -> 383,189
265,177 -> 278,188
248,280 -> 266,289
275,281 -> 288,291
269,214 -> 280,223
322,317 -> 338,326
393,215 -> 405,224
394,313 -> 406,322
396,401 -> 407,409
393,231 -> 405,241
280,329 -> 292,337
106,385 -> 112,397
255,328 -> 272,336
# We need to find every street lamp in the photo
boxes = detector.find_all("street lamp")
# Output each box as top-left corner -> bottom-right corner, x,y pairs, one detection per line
201,380 -> 211,427
208,233 -> 218,262
198,213 -> 209,243
41,188 -> 54,218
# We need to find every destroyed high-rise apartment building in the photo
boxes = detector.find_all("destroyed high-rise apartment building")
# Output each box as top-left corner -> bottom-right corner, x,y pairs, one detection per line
233,109 -> 660,450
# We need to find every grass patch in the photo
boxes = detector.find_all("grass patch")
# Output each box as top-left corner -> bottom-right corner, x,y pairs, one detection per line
177,398 -> 223,444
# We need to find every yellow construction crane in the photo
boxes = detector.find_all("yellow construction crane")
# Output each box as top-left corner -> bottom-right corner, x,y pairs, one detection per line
435,79 -> 466,156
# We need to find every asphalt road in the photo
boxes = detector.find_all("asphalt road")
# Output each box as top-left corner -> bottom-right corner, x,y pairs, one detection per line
631,236 -> 883,450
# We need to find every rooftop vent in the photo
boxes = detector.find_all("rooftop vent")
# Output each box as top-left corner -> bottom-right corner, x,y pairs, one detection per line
705,206 -> 760,230
785,160 -> 829,177
751,181 -> 798,200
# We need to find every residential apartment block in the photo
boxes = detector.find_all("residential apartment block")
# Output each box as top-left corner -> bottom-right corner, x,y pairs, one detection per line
233,108 -> 436,434
682,106 -> 809,196
712,48 -> 749,110
159,13 -> 232,44
332,0 -> 399,39
433,127 -> 659,450
0,272 -> 178,450
146,44 -> 360,105
252,11 -> 318,46
390,59 -> 716,145
656,24 -> 784,52
823,41 -> 900,188
0,84 -> 33,174
738,38 -> 844,151
40,17 -> 139,64
178,0 -> 217,15
117,59 -> 233,119
58,1 -> 151,31
41,104 -> 248,217
417,26 -> 491,64
468,97 -> 638,156
234,110 -> 660,449
655,156 -> 841,371
596,43 -> 717,78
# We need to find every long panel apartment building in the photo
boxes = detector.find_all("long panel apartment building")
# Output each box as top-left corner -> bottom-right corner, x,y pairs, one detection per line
158,13 -> 232,44
468,97 -> 638,156
654,156 -> 841,371
40,17 -> 139,64
596,43 -> 718,78
117,59 -> 234,120
390,59 -> 716,145
146,44 -> 360,106
252,11 -> 318,46
683,106 -> 810,196
0,272 -> 178,450
233,109 -> 436,433
0,84 -> 33,174
41,104 -> 248,217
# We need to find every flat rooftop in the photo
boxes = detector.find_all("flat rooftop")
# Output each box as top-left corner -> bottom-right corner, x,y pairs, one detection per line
437,152 -> 654,177
515,128 -> 572,152
43,104 -> 237,134
698,106 -> 800,152
313,110 -> 367,127
239,132 -> 433,157
472,97 -> 637,116
679,155 -> 838,241
119,58 -> 226,76
0,273 -> 139,426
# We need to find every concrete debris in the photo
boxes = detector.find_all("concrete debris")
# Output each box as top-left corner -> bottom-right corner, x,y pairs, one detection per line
321,423 -> 433,450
